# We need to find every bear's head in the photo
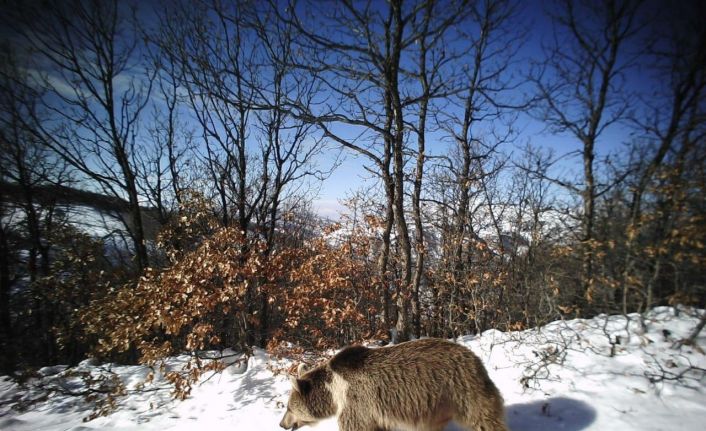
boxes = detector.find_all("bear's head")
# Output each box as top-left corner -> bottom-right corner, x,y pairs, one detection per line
279,364 -> 336,429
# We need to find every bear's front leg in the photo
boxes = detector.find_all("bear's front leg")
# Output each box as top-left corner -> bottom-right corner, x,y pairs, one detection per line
338,408 -> 384,431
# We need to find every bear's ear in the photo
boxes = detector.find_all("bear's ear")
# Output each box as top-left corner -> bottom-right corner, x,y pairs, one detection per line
297,362 -> 308,377
290,376 -> 311,394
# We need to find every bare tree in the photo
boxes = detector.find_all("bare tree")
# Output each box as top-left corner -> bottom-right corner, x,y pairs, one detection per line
0,46 -> 71,366
621,2 -> 706,313
155,0 -> 271,347
156,0 -> 261,233
10,0 -> 155,272
530,0 -> 642,305
423,0 -> 521,334
281,0 -> 474,341
405,0 -> 470,338
154,0 -> 327,347
250,1 -> 329,346
138,57 -> 195,225
0,187 -> 10,372
280,0 -> 411,340
509,145 -> 563,326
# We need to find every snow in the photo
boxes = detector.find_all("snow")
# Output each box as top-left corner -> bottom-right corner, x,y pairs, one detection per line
1,307 -> 705,431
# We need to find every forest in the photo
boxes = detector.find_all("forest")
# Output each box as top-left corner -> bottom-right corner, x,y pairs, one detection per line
0,0 -> 704,402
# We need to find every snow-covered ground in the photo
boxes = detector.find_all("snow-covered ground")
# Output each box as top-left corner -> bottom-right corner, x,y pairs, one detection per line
1,307 -> 704,431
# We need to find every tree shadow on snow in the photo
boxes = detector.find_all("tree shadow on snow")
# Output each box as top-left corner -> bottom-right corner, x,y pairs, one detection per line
503,397 -> 596,431
228,371 -> 279,410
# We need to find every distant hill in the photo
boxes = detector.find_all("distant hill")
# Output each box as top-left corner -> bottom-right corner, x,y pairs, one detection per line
1,181 -> 161,240
2,181 -> 141,213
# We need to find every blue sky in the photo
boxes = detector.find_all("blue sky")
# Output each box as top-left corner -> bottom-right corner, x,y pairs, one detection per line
4,0 -> 669,219
310,0 -> 658,218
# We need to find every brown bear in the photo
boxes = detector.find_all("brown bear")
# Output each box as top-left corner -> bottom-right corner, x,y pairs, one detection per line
279,338 -> 508,431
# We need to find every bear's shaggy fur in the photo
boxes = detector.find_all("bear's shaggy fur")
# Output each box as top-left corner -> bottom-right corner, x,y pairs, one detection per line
279,338 -> 508,431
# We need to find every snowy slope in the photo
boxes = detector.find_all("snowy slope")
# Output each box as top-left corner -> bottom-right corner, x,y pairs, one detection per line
1,307 -> 704,431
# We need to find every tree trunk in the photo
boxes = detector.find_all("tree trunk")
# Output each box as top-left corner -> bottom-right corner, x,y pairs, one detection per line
114,115 -> 149,273
581,141 -> 595,303
126,184 -> 149,272
0,215 -> 13,373
411,135 -> 425,339
411,2 -> 433,340
378,175 -> 394,331
389,0 -> 412,342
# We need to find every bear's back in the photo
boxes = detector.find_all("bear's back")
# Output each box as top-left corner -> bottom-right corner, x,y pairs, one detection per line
326,338 -> 500,429
330,338 -> 479,375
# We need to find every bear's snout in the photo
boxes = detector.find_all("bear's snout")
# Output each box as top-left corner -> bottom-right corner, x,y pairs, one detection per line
279,410 -> 296,429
